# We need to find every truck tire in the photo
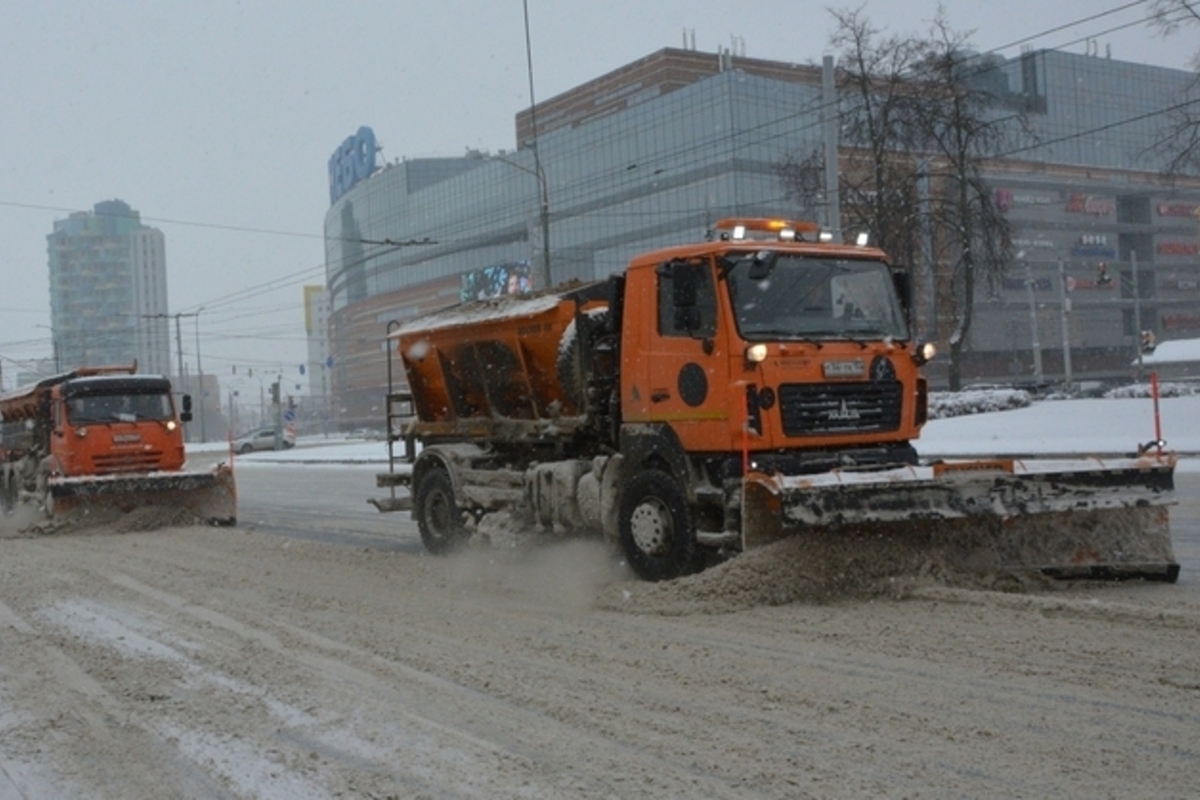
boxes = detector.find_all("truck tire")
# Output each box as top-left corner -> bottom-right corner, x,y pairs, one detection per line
618,470 -> 700,581
414,468 -> 470,555
557,309 -> 610,409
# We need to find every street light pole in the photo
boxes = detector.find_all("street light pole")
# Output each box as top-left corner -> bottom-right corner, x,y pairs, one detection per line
193,308 -> 206,442
145,311 -> 201,439
174,314 -> 185,385
1022,259 -> 1043,384
493,153 -> 551,290
1131,249 -> 1151,379
522,0 -> 552,290
1057,256 -> 1073,393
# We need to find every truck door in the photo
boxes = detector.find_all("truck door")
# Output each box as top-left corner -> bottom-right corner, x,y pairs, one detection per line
638,259 -> 731,452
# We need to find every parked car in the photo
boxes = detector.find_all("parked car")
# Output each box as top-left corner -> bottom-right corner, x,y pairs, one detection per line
233,427 -> 295,454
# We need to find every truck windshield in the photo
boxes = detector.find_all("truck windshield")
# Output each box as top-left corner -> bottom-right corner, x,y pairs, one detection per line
67,392 -> 174,424
724,253 -> 909,341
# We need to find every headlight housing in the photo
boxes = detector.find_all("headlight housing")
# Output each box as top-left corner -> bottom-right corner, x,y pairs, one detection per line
745,344 -> 768,363
912,342 -> 936,365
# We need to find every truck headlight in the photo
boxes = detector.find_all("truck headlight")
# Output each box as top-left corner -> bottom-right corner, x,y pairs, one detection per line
912,342 -> 936,365
745,344 -> 768,363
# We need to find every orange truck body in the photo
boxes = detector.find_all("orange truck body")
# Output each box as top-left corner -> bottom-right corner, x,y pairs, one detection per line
375,219 -> 1175,582
1,364 -> 235,524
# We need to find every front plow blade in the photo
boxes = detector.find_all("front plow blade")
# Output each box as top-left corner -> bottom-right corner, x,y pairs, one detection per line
49,464 -> 237,526
741,455 -> 1178,583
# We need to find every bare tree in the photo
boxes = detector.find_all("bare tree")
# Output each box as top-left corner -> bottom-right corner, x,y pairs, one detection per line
778,8 -> 924,266
1150,0 -> 1200,65
1147,0 -> 1200,175
908,14 -> 1023,390
777,146 -> 827,222
777,8 -> 1025,389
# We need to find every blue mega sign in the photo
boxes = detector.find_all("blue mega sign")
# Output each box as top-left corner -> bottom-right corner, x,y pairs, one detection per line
328,126 -> 377,205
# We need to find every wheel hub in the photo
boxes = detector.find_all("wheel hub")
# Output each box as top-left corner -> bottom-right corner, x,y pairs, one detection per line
629,497 -> 672,556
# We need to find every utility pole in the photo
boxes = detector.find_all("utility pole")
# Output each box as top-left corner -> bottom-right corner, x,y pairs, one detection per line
1024,259 -> 1043,384
174,314 -> 185,385
1132,250 -> 1144,376
193,308 -> 206,442
522,0 -> 552,290
821,55 -> 841,243
146,311 -> 201,440
1057,257 -> 1073,393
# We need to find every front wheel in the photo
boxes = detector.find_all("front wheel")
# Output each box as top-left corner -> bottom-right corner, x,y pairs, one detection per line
414,468 -> 470,555
618,470 -> 700,581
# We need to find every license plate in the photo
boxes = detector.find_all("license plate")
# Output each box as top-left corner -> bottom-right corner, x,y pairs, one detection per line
822,359 -> 864,378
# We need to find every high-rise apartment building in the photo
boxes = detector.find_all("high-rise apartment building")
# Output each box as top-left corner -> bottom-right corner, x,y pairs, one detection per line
47,199 -> 171,376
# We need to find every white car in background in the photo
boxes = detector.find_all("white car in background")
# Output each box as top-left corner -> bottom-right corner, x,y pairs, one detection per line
232,427 -> 295,454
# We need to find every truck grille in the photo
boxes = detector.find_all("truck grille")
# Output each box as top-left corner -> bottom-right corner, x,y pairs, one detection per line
777,382 -> 903,437
92,451 -> 165,474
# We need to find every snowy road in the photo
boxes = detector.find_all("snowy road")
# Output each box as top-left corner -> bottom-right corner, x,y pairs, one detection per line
0,459 -> 1198,797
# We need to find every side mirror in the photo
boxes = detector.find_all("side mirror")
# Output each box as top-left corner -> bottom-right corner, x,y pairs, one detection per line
180,394 -> 193,423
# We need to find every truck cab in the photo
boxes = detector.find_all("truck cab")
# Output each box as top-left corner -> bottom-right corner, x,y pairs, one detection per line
48,373 -> 190,477
618,218 -> 930,478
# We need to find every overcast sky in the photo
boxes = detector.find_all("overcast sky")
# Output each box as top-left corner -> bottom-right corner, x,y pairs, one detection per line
0,0 -> 1195,396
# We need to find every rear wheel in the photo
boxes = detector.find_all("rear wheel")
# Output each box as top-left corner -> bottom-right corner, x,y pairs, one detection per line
618,470 -> 700,581
414,468 -> 470,554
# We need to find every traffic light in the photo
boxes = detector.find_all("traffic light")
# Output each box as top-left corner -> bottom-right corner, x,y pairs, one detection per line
270,382 -> 280,405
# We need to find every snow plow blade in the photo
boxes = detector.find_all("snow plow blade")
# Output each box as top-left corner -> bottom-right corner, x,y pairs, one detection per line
741,454 -> 1178,583
48,463 -> 237,526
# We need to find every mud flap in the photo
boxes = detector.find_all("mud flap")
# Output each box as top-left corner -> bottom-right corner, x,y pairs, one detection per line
49,464 -> 237,526
740,457 -> 1179,583
742,473 -> 784,550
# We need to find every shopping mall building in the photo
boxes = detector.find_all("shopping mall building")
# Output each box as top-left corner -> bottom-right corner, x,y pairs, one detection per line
323,46 -> 1200,430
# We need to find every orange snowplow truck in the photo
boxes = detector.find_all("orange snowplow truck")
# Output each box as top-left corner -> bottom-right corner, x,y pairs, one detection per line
0,363 -> 235,524
373,219 -> 1177,582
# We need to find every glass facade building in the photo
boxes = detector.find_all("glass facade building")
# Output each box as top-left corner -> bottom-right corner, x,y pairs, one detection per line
324,47 -> 1200,427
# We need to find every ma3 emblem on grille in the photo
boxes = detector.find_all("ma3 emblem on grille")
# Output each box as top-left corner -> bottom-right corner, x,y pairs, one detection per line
822,359 -> 864,378
828,400 -> 862,421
